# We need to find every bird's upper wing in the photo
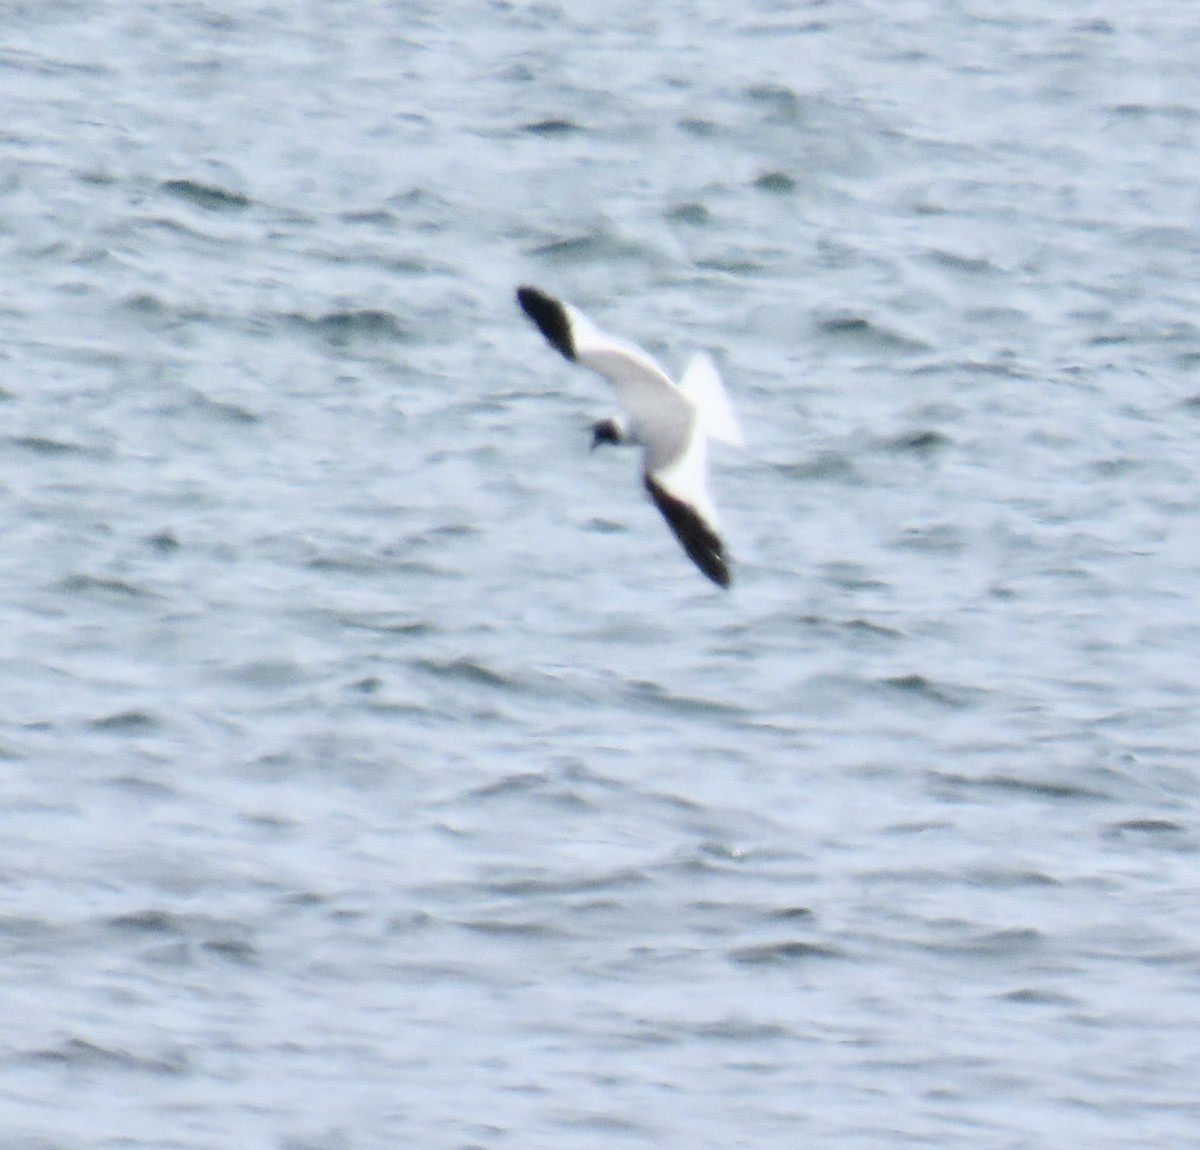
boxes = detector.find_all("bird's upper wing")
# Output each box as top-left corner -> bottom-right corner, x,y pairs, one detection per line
517,286 -> 694,439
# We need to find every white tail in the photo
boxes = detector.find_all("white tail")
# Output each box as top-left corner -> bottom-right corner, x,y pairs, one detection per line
678,352 -> 745,448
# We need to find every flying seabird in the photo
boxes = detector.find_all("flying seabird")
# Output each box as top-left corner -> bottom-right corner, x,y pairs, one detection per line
516,285 -> 744,588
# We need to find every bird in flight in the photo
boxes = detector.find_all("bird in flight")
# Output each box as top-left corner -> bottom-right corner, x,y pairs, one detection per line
516,285 -> 744,588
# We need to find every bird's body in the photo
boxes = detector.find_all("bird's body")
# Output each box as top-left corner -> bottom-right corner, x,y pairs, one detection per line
516,285 -> 743,588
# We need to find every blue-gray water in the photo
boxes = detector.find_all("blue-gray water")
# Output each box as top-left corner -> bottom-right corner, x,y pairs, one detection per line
4,3 -> 1200,1147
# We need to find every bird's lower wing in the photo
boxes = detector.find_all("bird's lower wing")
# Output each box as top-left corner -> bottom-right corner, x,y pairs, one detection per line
643,475 -> 731,588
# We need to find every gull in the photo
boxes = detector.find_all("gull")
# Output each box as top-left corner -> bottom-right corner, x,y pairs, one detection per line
516,285 -> 744,588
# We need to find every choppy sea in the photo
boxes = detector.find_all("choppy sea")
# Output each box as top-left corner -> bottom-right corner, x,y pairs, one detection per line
3,2 -> 1200,1147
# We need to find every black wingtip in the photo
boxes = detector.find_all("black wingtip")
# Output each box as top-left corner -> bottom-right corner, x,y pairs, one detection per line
644,476 -> 732,589
516,285 -> 577,362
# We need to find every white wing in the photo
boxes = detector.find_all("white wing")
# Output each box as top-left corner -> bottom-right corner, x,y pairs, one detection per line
678,351 -> 745,448
643,429 -> 731,587
650,423 -> 720,529
518,287 -> 694,445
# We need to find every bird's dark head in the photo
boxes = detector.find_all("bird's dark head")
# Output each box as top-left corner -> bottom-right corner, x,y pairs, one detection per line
590,418 -> 624,450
